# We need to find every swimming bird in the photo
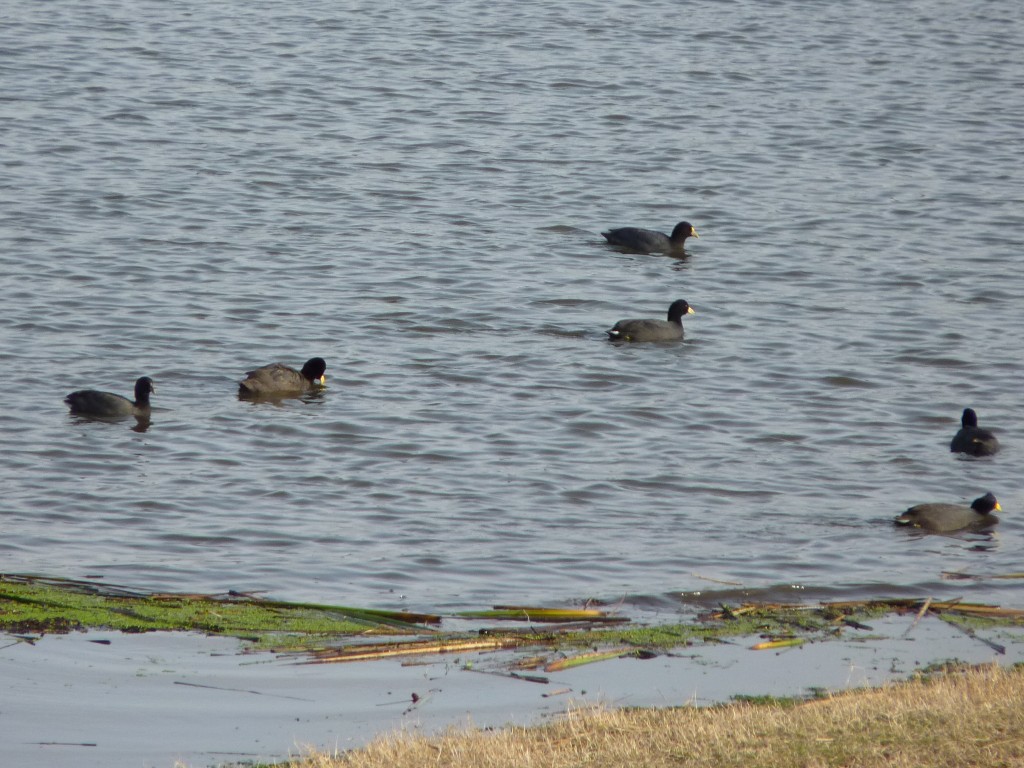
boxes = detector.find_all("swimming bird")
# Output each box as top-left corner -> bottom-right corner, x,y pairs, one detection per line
65,376 -> 155,417
607,300 -> 694,342
238,357 -> 327,397
950,408 -> 1000,457
894,492 -> 1001,532
601,221 -> 699,253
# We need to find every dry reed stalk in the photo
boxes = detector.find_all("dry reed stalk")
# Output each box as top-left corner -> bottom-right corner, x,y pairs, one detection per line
303,636 -> 530,664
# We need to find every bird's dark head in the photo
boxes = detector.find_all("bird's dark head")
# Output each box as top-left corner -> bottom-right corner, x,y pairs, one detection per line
671,221 -> 699,242
961,408 -> 979,428
301,357 -> 327,385
667,299 -> 695,323
971,492 -> 1001,515
135,377 -> 155,396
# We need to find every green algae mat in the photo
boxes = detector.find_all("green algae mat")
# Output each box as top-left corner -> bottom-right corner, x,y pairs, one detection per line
0,574 -> 438,639
3,574 -> 1023,669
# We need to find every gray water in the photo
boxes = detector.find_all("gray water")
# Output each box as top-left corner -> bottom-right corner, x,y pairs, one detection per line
2,0 -> 1023,615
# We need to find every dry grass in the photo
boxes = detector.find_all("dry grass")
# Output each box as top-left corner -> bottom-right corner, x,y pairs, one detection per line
290,664 -> 1024,768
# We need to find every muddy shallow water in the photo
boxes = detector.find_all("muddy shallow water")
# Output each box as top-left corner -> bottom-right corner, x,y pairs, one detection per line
3,613 -> 1021,768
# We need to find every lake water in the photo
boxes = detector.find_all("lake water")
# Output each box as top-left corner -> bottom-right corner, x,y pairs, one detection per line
2,0 -> 1023,617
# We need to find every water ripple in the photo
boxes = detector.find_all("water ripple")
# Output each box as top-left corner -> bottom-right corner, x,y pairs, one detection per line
0,0 -> 1022,611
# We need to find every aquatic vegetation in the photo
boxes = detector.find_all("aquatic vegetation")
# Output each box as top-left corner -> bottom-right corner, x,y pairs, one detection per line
0,574 -> 434,639
3,574 -> 1023,674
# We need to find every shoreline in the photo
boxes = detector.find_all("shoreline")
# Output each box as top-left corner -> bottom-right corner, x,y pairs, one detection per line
3,605 -> 1022,768
288,663 -> 1024,768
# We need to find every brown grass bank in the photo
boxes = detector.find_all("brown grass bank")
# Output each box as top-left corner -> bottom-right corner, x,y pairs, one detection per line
289,664 -> 1024,768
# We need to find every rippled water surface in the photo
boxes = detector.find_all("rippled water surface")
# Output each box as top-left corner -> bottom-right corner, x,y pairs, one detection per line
2,0 -> 1023,614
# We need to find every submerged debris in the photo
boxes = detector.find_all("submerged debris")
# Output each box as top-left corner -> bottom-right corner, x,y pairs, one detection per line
3,574 -> 1022,675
